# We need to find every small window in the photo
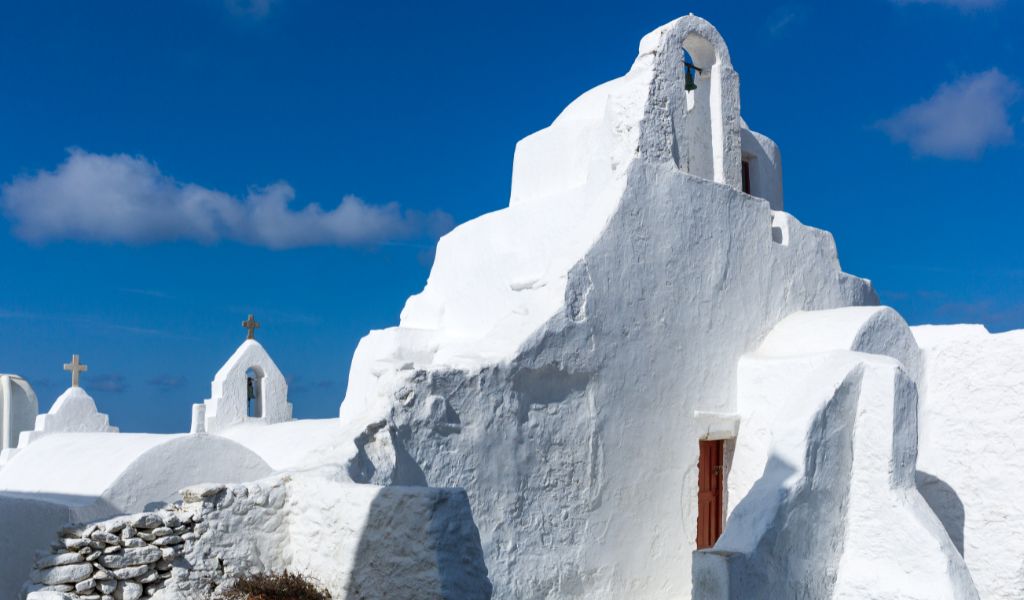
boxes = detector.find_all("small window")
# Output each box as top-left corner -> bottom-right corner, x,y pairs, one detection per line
741,160 -> 752,195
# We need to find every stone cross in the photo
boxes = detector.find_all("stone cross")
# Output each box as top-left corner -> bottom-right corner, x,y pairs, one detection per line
63,354 -> 88,388
242,314 -> 260,340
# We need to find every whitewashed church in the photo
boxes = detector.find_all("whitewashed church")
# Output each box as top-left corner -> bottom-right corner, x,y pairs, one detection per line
2,14 -> 1022,600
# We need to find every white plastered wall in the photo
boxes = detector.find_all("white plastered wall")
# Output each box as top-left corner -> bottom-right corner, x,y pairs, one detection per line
694,308 -> 978,599
0,374 -> 37,451
913,325 -> 1024,599
31,386 -> 116,436
199,339 -> 292,434
740,122 -> 784,211
697,307 -> 977,599
4,387 -> 118,466
699,348 -> 976,599
143,473 -> 492,600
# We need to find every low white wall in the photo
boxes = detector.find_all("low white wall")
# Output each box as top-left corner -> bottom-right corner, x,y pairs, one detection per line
914,326 -> 1024,599
26,474 -> 492,600
0,495 -> 76,600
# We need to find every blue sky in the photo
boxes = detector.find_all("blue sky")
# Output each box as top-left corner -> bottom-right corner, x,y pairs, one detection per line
1,0 -> 1021,432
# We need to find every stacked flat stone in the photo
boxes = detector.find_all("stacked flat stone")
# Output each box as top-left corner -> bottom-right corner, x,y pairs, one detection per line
25,504 -> 204,600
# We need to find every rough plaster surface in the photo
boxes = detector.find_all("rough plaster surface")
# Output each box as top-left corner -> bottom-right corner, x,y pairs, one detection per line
337,16 -> 875,599
914,325 -> 1024,599
147,475 -> 491,600
739,120 -> 783,211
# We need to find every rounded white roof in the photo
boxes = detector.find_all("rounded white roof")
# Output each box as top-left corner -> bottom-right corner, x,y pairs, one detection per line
0,433 -> 272,507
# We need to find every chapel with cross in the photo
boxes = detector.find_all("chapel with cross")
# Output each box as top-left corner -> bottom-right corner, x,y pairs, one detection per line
189,315 -> 292,435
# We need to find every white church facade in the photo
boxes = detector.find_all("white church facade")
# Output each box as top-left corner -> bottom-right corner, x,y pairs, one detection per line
191,316 -> 293,435
3,14 -> 1023,600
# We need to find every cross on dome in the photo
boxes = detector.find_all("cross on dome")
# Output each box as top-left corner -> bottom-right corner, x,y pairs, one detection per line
242,314 -> 260,340
63,354 -> 88,388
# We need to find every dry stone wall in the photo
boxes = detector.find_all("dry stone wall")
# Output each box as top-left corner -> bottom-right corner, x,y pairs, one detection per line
25,498 -> 203,600
156,479 -> 290,598
24,480 -> 284,600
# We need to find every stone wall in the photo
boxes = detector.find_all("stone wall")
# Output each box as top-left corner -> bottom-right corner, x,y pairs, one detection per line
26,497 -> 204,600
24,474 -> 492,600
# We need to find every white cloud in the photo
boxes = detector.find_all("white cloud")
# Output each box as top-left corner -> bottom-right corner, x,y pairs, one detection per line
893,0 -> 1003,9
878,69 -> 1020,159
1,149 -> 453,248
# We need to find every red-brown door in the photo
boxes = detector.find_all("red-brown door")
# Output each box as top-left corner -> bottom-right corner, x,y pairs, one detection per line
696,439 -> 724,549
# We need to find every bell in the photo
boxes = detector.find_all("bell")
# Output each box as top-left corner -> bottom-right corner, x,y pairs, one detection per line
684,64 -> 698,92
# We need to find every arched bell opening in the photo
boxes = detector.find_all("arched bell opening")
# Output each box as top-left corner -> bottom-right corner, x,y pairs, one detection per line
677,33 -> 725,185
245,366 -> 265,418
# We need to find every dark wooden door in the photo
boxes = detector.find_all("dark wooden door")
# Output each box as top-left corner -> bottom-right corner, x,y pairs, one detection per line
696,439 -> 724,549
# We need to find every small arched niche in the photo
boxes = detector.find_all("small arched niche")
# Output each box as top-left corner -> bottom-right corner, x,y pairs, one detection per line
245,366 -> 265,418
676,33 -> 724,184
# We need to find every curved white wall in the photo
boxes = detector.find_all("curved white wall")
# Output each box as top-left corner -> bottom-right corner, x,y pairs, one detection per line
705,308 -> 975,599
1,375 -> 37,450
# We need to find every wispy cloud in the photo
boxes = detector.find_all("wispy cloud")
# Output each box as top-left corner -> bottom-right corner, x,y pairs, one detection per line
0,307 -> 194,340
105,323 -> 197,339
120,288 -> 171,299
225,0 -> 276,18
877,69 -> 1020,159
766,5 -> 807,37
892,0 -> 1003,10
1,149 -> 454,248
87,374 -> 127,394
148,375 -> 187,391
